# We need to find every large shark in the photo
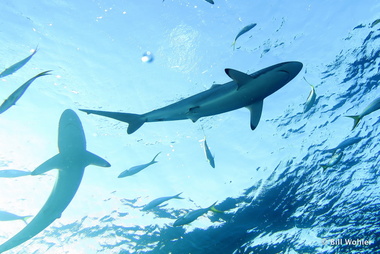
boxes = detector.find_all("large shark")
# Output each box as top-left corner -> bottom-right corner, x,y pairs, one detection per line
0,109 -> 111,253
80,61 -> 302,134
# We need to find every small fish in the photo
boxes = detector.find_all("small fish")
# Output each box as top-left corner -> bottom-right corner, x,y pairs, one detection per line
371,19 -> 380,28
303,77 -> 317,113
320,152 -> 343,170
0,211 -> 32,225
346,97 -> 380,130
232,23 -> 257,50
0,47 -> 38,78
203,137 -> 215,168
0,169 -> 31,178
118,152 -> 161,178
0,70 -> 51,114
173,202 -> 223,227
324,136 -> 363,154
142,192 -> 183,211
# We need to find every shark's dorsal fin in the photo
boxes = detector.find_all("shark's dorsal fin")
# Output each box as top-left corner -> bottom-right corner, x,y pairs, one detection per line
225,68 -> 253,90
246,100 -> 263,130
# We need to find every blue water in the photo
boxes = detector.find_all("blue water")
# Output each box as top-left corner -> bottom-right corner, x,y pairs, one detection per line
0,0 -> 379,253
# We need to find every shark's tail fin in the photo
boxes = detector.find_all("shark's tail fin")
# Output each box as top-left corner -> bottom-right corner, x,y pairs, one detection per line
79,109 -> 145,134
345,115 -> 361,130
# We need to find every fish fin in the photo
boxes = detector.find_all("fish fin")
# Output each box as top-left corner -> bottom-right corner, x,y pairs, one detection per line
186,107 -> 201,122
225,68 -> 253,90
151,152 -> 161,163
210,205 -> 223,213
231,41 -> 236,50
246,100 -> 263,130
320,164 -> 329,170
31,154 -> 62,175
175,192 -> 184,199
86,151 -> 111,167
345,115 -> 361,130
22,216 -> 33,225
79,109 -> 146,134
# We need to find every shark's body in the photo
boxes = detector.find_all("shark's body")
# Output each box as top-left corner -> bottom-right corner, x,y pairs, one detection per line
346,97 -> 380,130
142,192 -> 183,211
203,138 -> 215,168
0,47 -> 38,78
80,61 -> 303,134
0,109 -> 111,253
173,202 -> 222,227
0,211 -> 31,225
118,152 -> 161,178
0,169 -> 31,178
0,71 -> 51,114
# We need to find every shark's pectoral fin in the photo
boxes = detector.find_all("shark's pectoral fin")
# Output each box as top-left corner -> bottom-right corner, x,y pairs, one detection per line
31,154 -> 62,175
86,151 -> 111,167
225,68 -> 253,90
186,106 -> 201,122
246,100 -> 263,130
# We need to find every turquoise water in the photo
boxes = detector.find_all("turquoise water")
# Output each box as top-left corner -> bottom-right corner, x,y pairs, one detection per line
0,0 -> 379,253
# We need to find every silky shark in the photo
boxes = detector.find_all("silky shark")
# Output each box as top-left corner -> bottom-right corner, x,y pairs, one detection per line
0,109 -> 111,253
80,61 -> 303,134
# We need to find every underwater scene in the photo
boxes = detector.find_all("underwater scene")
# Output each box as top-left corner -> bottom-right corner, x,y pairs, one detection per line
0,0 -> 379,253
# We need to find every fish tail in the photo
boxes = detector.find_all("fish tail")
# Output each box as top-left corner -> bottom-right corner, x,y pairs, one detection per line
22,215 -> 33,225
152,152 -> 161,162
231,41 -> 236,50
345,115 -> 361,130
210,205 -> 223,213
79,109 -> 146,134
174,192 -> 184,199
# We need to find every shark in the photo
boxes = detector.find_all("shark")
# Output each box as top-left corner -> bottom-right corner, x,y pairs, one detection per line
0,109 -> 111,253
79,61 -> 303,134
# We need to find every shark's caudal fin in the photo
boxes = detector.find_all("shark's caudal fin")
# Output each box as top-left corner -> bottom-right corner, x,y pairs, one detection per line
345,115 -> 361,130
79,109 -> 145,134
31,151 -> 110,176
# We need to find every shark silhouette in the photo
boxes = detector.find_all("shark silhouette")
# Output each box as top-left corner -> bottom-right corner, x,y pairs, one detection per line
0,109 -> 111,253
80,61 -> 302,134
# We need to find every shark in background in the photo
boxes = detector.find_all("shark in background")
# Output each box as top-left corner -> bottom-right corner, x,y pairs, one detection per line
0,109 -> 111,253
0,47 -> 38,78
80,61 -> 303,134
